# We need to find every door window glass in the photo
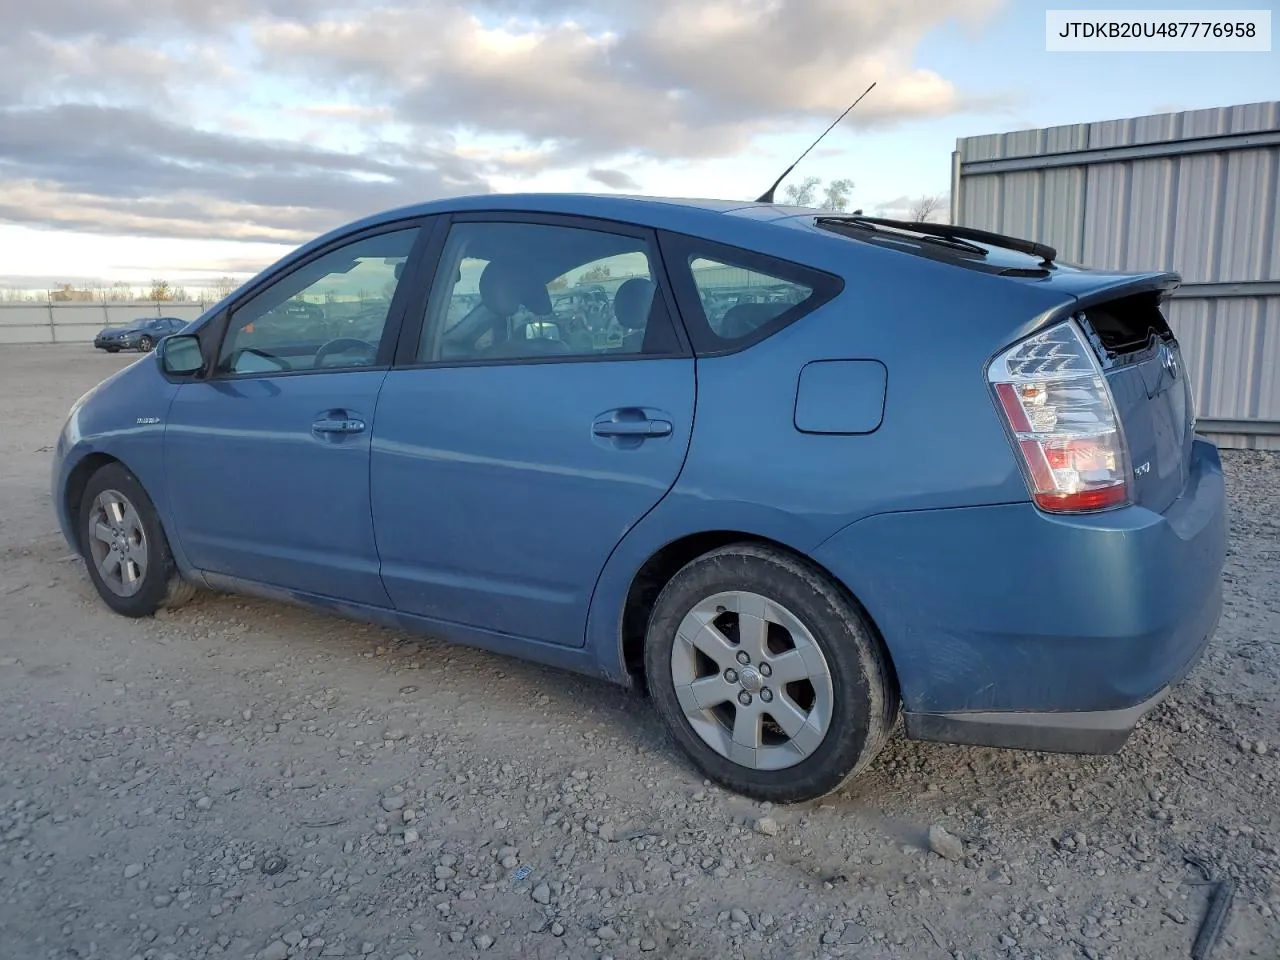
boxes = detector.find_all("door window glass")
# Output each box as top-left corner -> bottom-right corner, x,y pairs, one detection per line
418,221 -> 679,363
218,228 -> 419,375
688,257 -> 815,341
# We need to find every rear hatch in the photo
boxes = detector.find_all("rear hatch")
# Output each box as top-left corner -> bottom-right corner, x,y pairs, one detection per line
1073,285 -> 1195,514
807,215 -> 1197,514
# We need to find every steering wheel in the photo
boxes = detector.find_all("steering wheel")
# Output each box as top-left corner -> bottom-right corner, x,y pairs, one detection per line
314,337 -> 378,367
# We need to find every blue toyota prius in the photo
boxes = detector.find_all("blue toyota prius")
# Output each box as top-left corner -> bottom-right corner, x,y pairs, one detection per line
51,194 -> 1226,802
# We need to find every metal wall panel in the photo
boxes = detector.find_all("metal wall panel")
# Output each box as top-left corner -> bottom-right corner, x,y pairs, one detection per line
1171,153 -> 1225,283
955,101 -> 1280,450
0,325 -> 50,345
0,302 -> 210,346
165,304 -> 207,322
0,305 -> 51,328
104,304 -> 153,325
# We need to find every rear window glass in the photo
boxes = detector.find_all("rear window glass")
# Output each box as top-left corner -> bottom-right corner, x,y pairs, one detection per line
689,258 -> 814,341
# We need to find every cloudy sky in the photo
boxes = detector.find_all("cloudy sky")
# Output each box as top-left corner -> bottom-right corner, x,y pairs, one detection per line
0,0 -> 1275,292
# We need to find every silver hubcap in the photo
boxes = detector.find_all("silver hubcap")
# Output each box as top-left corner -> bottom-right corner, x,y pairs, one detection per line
87,490 -> 148,597
670,591 -> 833,771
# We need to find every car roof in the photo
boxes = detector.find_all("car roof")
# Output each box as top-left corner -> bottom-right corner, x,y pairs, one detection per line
305,193 -> 823,249
252,193 -> 841,289
217,192 -> 1175,322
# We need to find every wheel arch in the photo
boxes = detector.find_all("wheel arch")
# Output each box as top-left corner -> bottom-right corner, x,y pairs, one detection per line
63,450 -> 183,570
618,530 -> 900,699
63,452 -> 125,554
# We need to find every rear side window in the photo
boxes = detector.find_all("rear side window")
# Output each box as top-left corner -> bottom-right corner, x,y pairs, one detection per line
659,233 -> 841,355
691,258 -> 813,339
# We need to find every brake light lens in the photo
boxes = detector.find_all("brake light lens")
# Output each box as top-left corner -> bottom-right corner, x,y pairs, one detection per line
988,321 -> 1130,513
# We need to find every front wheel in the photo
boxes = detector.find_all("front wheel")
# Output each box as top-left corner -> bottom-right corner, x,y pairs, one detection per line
644,544 -> 898,803
79,462 -> 197,617
137,336 -> 154,352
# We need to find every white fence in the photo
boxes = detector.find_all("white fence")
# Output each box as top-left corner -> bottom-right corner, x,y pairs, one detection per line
0,301 -> 211,346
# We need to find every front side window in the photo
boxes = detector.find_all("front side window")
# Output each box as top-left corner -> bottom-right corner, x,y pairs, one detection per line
218,227 -> 419,375
417,220 -> 680,363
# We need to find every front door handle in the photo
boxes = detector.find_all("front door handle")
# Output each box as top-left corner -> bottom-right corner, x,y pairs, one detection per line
592,418 -> 672,438
313,417 -> 366,435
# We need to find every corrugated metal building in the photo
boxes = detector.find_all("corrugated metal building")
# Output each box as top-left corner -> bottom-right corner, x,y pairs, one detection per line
952,101 -> 1279,450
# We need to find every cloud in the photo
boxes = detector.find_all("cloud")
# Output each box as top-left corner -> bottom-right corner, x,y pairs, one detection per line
587,168 -> 640,190
0,0 -> 1001,241
293,103 -> 395,122
2,0 -> 341,41
0,104 -> 489,241
0,273 -> 115,291
118,256 -> 281,275
257,0 -> 1002,165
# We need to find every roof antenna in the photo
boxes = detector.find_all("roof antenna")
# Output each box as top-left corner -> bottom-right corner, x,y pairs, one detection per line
754,81 -> 876,204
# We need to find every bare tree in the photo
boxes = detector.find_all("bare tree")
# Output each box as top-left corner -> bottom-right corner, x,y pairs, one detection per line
146,279 -> 173,301
779,176 -> 855,212
909,194 -> 945,223
210,276 -> 240,300
820,178 -> 855,212
781,176 -> 820,207
577,264 -> 612,285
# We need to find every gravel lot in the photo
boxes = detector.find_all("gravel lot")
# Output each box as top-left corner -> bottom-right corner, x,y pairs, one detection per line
1,344 -> 1277,960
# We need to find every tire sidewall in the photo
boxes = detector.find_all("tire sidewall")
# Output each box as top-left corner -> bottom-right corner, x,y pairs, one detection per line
79,463 -> 177,617
644,545 -> 887,803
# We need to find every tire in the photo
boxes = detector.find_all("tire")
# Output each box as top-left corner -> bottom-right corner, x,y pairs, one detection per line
644,543 -> 898,803
137,336 -> 154,352
79,462 -> 198,617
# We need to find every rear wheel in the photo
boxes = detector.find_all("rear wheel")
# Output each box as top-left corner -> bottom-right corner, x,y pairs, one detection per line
79,462 -> 197,617
137,335 -> 155,352
644,544 -> 898,803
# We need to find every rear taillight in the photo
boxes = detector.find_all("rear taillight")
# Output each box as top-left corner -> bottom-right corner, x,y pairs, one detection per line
988,320 -> 1130,513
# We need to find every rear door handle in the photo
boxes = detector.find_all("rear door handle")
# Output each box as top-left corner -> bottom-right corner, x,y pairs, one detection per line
592,418 -> 673,438
313,417 -> 366,435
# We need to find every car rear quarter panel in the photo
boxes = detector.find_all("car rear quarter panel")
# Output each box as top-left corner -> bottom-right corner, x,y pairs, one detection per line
586,231 -> 1079,678
812,439 -> 1225,715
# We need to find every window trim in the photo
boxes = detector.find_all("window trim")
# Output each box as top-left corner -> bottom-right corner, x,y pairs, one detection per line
202,217 -> 438,382
391,211 -> 692,371
657,230 -> 844,357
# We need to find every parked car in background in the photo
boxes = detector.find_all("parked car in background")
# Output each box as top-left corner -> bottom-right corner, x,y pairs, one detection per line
93,316 -> 189,353
52,194 -> 1225,803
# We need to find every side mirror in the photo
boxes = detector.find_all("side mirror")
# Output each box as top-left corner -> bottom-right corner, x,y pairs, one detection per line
157,334 -> 205,377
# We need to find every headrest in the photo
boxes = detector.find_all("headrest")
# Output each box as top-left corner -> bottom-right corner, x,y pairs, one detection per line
613,277 -> 655,331
393,261 -> 405,281
478,261 -> 551,318
718,301 -> 787,338
478,261 -> 523,318
523,279 -> 552,316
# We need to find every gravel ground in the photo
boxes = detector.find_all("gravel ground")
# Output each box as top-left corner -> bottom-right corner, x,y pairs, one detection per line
1,345 -> 1277,960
